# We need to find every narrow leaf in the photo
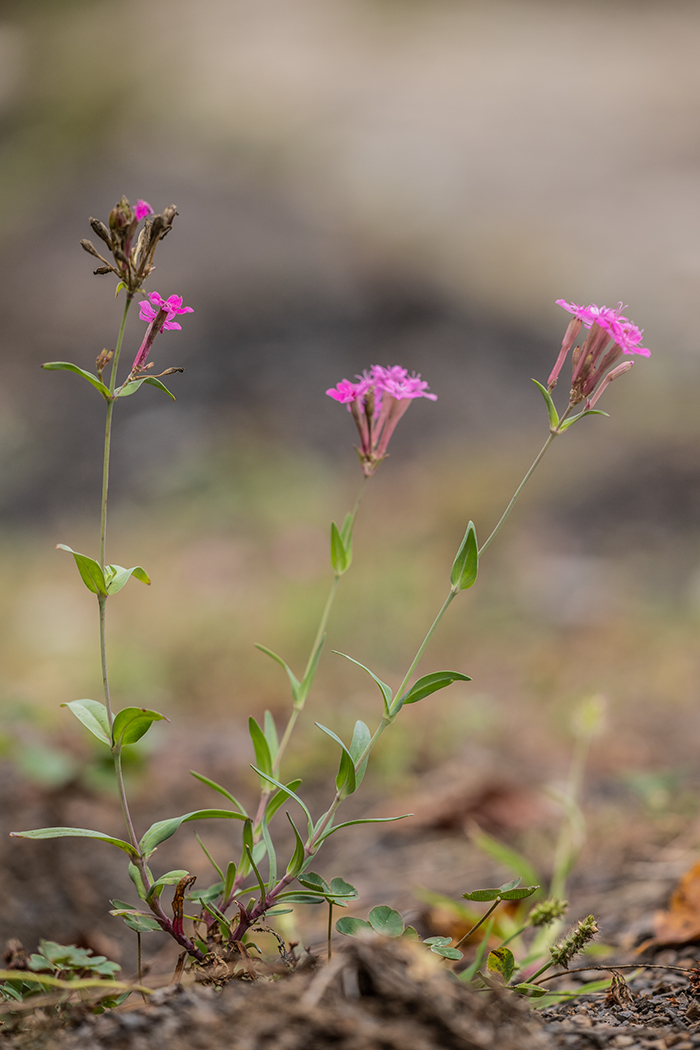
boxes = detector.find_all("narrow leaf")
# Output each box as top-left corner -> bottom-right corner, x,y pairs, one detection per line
195,834 -> 224,881
260,819 -> 277,884
317,813 -> 411,843
558,408 -> 609,432
143,376 -> 177,401
285,813 -> 306,877
315,723 -> 356,797
450,521 -> 479,592
57,544 -> 107,596
112,707 -> 168,748
531,378 -> 560,429
42,362 -> 111,400
139,809 -> 246,858
245,845 -> 268,903
116,380 -> 145,398
254,645 -> 301,702
266,778 -> 302,822
61,699 -> 110,745
11,826 -> 138,857
511,982 -> 548,998
189,771 -> 248,816
398,670 -> 471,707
223,861 -> 237,900
298,632 -> 326,704
250,766 -> 313,837
263,710 -> 279,760
298,872 -> 329,893
145,869 -> 190,902
332,652 -> 392,715
249,717 -> 272,784
330,521 -> 351,575
349,720 -> 371,788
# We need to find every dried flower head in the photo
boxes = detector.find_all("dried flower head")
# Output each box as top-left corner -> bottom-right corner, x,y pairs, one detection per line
548,300 -> 649,409
80,196 -> 178,295
327,364 -> 436,475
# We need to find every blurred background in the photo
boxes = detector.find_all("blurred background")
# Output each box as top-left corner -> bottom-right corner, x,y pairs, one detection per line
1,0 -> 700,967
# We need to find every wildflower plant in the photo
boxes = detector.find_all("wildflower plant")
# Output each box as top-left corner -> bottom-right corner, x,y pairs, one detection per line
9,197 -> 649,985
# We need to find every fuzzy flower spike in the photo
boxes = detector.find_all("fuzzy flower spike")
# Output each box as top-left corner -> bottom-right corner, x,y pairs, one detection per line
327,365 -> 436,475
549,300 -> 650,409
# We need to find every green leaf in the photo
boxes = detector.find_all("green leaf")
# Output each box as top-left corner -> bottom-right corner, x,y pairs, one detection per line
112,707 -> 168,748
123,914 -> 163,934
558,408 -> 609,432
266,778 -> 302,822
187,880 -> 224,904
260,819 -> 277,884
249,718 -> 272,786
42,362 -> 111,401
450,521 -> 479,592
128,861 -> 151,900
462,879 -> 539,902
56,544 -> 107,596
531,378 -> 560,429
431,944 -> 463,960
340,511 -> 353,546
330,521 -> 352,575
11,826 -> 138,857
254,645 -> 301,703
189,771 -> 248,816
511,982 -> 548,998
349,720 -> 371,788
398,670 -> 471,707
368,906 -> 404,938
328,877 -> 358,903
487,946 -> 515,983
104,564 -> 151,595
195,834 -> 224,881
332,652 -> 393,716
250,766 -> 313,837
263,710 -> 279,761
245,845 -> 268,903
316,813 -> 411,844
468,827 -> 541,889
275,892 -> 326,904
315,723 -> 356,798
116,380 -> 145,398
61,699 -> 110,745
298,872 -> 329,893
402,925 -> 420,940
145,869 -> 190,902
336,916 -> 373,937
143,377 -> 177,401
223,861 -> 237,900
285,813 -> 306,877
139,809 -> 246,859
115,281 -> 128,297
298,632 -> 326,705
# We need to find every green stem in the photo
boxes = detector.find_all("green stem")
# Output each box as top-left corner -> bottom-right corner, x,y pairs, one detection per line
477,433 -> 554,559
391,591 -> 456,711
452,899 -> 503,952
527,959 -> 554,984
99,295 -> 133,570
98,595 -> 113,730
113,749 -> 140,852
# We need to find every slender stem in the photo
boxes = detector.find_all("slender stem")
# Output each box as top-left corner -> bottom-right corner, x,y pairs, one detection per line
477,433 -> 554,558
327,902 -> 333,960
98,596 -> 113,729
391,591 -> 456,708
99,295 -> 132,570
528,959 -> 554,983
453,899 -> 503,952
113,750 -> 140,852
109,295 -> 133,395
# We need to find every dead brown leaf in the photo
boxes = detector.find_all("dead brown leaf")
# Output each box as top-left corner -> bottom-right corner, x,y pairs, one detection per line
652,859 -> 700,945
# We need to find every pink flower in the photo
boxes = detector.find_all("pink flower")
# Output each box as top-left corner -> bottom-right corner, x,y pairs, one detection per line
139,292 -> 193,332
326,364 -> 436,475
134,199 -> 154,221
549,299 -> 650,408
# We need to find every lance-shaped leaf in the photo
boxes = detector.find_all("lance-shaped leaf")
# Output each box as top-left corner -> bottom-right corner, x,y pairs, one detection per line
61,699 -> 110,745
450,521 -> 479,592
349,720 -> 371,788
139,809 -> 246,859
297,632 -> 327,705
316,813 -> 411,844
254,644 -> 301,703
397,670 -> 471,708
112,707 -> 168,748
260,819 -> 277,884
11,826 -> 138,857
330,521 -> 352,575
333,652 -> 393,716
250,766 -> 314,837
57,544 -> 107,596
285,813 -> 306,877
105,564 -> 151,595
315,723 -> 356,798
266,778 -> 302,822
128,861 -> 153,900
531,378 -> 560,430
249,718 -> 272,785
487,946 -> 515,983
42,361 -> 111,401
145,869 -> 190,902
511,982 -> 548,998
189,771 -> 248,816
263,710 -> 279,761
558,408 -> 609,432
144,376 -> 177,401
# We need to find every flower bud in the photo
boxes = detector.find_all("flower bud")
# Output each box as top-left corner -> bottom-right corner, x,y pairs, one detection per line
89,218 -> 113,247
529,898 -> 569,927
109,195 -> 132,231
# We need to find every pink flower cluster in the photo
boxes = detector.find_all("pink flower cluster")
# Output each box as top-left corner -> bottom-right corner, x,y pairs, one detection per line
326,365 -> 436,475
139,292 -> 194,332
549,300 -> 650,408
